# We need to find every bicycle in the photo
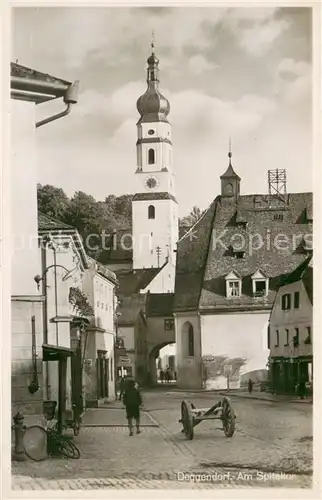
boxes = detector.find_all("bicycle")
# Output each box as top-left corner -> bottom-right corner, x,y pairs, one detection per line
23,421 -> 80,461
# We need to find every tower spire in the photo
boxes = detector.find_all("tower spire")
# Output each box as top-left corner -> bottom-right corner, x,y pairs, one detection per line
151,30 -> 155,54
228,137 -> 232,165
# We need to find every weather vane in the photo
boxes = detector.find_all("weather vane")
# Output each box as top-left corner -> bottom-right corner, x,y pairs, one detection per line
151,30 -> 155,53
228,136 -> 232,161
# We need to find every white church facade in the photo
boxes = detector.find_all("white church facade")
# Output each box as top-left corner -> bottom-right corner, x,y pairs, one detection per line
132,41 -> 178,294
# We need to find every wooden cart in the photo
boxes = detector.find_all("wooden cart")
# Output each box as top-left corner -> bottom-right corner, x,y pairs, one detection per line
179,397 -> 236,440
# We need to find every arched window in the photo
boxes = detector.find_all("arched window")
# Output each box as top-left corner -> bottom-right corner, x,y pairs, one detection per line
148,205 -> 155,219
182,321 -> 194,357
188,324 -> 194,356
148,148 -> 155,164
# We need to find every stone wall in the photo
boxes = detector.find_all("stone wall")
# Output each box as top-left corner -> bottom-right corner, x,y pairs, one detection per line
11,297 -> 46,427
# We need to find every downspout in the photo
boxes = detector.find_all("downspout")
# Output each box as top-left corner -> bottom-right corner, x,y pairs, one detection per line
41,245 -> 51,399
53,246 -> 59,345
36,80 -> 79,128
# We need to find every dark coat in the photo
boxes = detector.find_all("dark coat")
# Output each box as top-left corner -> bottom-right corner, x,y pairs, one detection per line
123,382 -> 142,408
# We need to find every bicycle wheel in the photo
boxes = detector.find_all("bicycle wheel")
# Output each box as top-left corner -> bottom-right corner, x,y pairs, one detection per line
58,438 -> 80,459
23,425 -> 48,461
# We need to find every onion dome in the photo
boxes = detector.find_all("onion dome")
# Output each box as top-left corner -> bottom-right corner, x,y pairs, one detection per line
136,42 -> 170,123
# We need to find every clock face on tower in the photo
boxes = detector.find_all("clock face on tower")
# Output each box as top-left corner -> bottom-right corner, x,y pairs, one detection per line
145,176 -> 158,189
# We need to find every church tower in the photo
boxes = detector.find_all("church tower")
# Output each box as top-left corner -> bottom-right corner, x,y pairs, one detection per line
132,39 -> 178,270
220,142 -> 241,200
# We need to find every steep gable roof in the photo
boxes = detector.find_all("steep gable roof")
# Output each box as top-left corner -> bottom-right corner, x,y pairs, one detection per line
38,213 -> 75,231
146,293 -> 174,317
117,294 -> 146,326
116,266 -> 165,296
280,255 -> 313,304
98,228 -> 133,264
174,198 -> 218,311
38,212 -> 89,269
174,192 -> 312,312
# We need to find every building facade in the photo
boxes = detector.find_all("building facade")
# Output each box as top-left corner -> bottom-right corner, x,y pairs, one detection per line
115,294 -> 148,384
268,256 -> 313,394
11,63 -> 78,429
81,258 -> 118,405
38,213 -> 88,424
132,41 -> 178,292
102,44 -> 178,385
174,152 -> 313,389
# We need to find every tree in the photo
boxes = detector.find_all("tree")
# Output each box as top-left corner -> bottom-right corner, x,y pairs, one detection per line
37,184 -> 70,220
65,191 -> 104,238
180,206 -> 205,227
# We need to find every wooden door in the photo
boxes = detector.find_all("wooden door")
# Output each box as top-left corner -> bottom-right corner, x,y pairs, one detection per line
71,340 -> 84,418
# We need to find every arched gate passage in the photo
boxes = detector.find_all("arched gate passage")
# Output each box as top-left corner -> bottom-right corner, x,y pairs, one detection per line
148,342 -> 175,386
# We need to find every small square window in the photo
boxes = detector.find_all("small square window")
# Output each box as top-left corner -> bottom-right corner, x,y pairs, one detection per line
254,280 -> 266,297
228,281 -> 241,297
273,214 -> 284,221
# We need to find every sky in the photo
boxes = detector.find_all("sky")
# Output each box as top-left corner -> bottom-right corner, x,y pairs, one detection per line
12,6 -> 312,217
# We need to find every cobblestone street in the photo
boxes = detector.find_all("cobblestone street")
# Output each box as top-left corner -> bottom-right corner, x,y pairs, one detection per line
11,390 -> 313,491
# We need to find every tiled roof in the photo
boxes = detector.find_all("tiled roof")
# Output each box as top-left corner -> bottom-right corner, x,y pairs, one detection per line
38,212 -> 89,269
174,192 -> 313,312
116,267 -> 164,296
98,228 -> 133,264
174,199 -> 218,310
146,293 -> 174,317
117,294 -> 146,326
38,213 -> 75,232
132,192 -> 178,203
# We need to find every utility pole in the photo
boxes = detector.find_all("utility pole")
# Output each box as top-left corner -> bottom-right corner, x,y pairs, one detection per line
156,246 -> 161,268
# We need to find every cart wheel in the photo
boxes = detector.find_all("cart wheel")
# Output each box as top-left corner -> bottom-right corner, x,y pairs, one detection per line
221,397 -> 236,437
23,425 -> 48,461
181,400 -> 194,440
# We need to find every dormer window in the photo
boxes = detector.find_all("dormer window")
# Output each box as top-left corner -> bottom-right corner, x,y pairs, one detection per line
236,210 -> 247,228
273,213 -> 284,221
251,269 -> 269,297
225,271 -> 242,298
228,243 -> 245,259
295,236 -> 312,255
306,205 -> 313,223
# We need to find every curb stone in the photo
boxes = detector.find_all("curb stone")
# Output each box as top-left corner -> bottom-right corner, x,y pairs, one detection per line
219,392 -> 313,404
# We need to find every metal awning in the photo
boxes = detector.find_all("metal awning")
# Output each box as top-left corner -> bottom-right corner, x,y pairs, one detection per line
43,344 -> 74,362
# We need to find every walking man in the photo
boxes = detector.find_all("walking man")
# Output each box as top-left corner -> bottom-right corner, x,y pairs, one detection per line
123,379 -> 142,436
248,378 -> 253,394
